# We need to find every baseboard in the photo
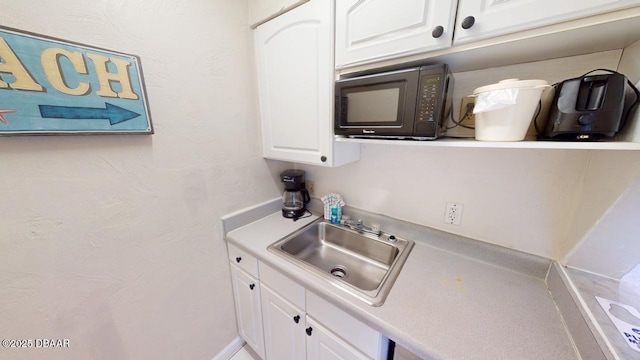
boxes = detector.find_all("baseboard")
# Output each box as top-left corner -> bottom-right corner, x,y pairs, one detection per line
212,336 -> 245,360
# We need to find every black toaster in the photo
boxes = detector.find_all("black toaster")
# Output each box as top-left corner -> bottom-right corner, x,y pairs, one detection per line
542,71 -> 639,140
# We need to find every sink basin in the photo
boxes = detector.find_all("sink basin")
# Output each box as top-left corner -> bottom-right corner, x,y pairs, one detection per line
268,219 -> 414,306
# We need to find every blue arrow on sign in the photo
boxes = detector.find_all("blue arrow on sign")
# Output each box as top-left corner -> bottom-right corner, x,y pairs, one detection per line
39,103 -> 141,125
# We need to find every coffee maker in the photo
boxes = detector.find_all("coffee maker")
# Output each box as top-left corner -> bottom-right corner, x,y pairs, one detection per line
280,169 -> 310,219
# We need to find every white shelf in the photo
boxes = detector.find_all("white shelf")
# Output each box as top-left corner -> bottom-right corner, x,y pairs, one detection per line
334,137 -> 640,150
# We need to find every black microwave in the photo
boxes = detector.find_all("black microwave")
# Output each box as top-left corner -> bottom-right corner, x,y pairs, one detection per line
335,64 -> 453,140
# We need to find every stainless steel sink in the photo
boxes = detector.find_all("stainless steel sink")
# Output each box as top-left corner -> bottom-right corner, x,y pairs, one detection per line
268,219 -> 414,306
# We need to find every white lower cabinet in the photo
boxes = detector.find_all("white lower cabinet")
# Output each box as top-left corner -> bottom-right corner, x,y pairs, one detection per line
261,284 -> 370,360
230,264 -> 265,359
306,316 -> 370,360
229,257 -> 388,360
260,284 -> 306,360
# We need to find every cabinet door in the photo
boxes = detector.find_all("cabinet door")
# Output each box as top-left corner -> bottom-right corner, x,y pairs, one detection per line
260,285 -> 306,360
306,290 -> 386,359
454,0 -> 640,45
306,316 -> 370,360
335,0 -> 457,68
230,265 -> 265,359
255,0 -> 347,166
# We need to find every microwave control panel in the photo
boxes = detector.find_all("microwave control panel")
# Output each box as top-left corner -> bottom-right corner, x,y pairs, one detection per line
416,74 -> 442,123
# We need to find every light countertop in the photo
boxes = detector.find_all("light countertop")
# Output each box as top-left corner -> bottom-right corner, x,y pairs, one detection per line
563,266 -> 640,359
225,209 -> 578,359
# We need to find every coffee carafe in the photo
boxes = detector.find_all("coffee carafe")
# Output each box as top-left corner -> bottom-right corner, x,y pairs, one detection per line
280,170 -> 310,219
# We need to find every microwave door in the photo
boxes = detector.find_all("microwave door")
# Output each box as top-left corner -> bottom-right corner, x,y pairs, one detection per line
343,85 -> 403,125
336,80 -> 418,137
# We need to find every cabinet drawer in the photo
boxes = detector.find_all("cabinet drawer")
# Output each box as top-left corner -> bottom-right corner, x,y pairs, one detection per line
259,261 -> 305,310
307,291 -> 387,359
227,242 -> 259,278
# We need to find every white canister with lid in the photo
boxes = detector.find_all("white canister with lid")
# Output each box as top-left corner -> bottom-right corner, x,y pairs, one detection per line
472,79 -> 549,141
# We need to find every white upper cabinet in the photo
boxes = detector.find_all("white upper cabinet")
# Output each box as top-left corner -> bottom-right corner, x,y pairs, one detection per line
248,0 -> 309,27
254,0 -> 360,166
454,0 -> 640,44
334,0 -> 640,73
335,0 -> 457,69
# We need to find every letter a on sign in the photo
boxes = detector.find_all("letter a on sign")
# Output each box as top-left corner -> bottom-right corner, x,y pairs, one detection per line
0,25 -> 153,135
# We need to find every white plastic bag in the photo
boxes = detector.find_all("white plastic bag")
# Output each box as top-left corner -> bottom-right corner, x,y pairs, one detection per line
473,88 -> 519,113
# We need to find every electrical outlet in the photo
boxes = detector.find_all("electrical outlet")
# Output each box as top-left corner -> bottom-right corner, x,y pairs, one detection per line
444,202 -> 464,225
307,180 -> 316,196
459,96 -> 475,127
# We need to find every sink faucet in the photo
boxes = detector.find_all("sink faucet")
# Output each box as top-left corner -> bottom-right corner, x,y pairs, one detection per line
341,218 -> 381,237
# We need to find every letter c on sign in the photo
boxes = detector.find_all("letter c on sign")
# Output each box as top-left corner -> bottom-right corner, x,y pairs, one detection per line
41,47 -> 91,96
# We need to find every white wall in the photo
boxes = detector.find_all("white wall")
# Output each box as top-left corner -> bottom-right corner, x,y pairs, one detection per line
300,145 -> 590,258
564,175 -> 640,279
0,1 -> 289,359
